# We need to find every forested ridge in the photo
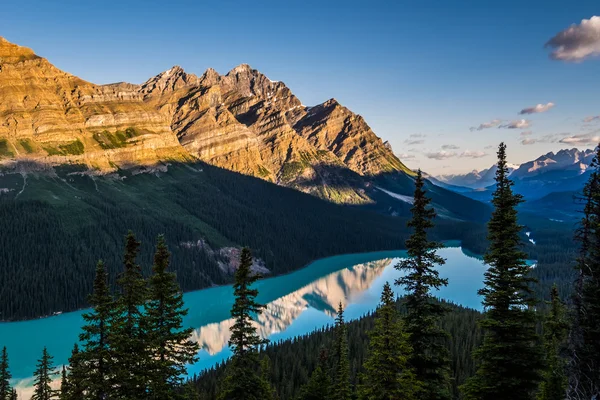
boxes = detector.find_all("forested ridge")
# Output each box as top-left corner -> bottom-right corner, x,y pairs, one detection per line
0,162 -> 489,321
0,143 -> 598,399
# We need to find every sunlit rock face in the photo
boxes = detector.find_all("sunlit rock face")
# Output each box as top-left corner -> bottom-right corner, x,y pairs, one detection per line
189,258 -> 391,355
0,37 -> 412,202
0,38 -> 188,171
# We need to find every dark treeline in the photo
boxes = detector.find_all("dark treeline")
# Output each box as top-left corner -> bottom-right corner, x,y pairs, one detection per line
1,144 -> 597,399
0,162 -> 490,321
192,300 -> 482,400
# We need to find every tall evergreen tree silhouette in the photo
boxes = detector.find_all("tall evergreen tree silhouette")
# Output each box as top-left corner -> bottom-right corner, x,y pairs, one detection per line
568,146 -> 600,399
218,248 -> 273,400
462,142 -> 543,400
537,285 -> 568,400
395,169 -> 451,400
78,260 -> 114,400
0,347 -> 12,400
31,347 -> 57,400
332,302 -> 351,400
111,231 -> 148,399
359,282 -> 418,400
146,235 -> 199,399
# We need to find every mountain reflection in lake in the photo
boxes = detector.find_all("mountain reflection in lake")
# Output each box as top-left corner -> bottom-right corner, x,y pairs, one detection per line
6,246 -> 488,397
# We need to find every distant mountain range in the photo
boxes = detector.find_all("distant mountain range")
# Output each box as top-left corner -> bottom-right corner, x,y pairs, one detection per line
434,148 -> 596,219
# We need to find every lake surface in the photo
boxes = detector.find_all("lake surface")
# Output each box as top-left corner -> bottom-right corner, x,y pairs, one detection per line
1,245 -> 490,395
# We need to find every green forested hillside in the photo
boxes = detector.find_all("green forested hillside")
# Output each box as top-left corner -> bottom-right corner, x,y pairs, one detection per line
191,301 -> 482,400
0,162 -> 487,321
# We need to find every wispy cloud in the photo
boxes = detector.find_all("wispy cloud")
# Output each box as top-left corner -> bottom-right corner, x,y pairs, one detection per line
520,130 -> 533,136
441,144 -> 459,150
409,134 -> 426,138
405,139 -> 425,145
584,116 -> 600,123
559,133 -> 600,145
519,103 -> 555,115
398,153 -> 416,160
521,138 -> 536,145
499,119 -> 531,129
470,119 -> 501,131
425,150 -> 487,160
546,16 -> 600,61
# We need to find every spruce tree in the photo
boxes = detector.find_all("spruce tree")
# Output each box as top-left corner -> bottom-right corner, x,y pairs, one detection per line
297,349 -> 331,400
359,282 -> 418,400
537,285 -> 568,400
9,390 -> 16,400
146,235 -> 199,399
217,248 -> 273,400
462,142 -> 543,400
568,147 -> 600,399
332,303 -> 351,400
64,345 -> 85,400
110,231 -> 149,399
395,169 -> 451,400
0,347 -> 12,400
59,366 -> 69,400
78,261 -> 114,400
31,347 -> 57,400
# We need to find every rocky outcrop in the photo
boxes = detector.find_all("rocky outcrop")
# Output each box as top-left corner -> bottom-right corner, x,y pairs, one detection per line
0,37 -> 411,203
0,37 -> 188,170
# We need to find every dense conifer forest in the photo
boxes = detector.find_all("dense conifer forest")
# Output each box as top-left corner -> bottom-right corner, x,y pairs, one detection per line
1,144 -> 597,400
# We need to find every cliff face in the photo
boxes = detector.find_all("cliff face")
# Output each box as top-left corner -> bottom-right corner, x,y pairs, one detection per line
0,38 -> 187,170
0,37 -> 411,202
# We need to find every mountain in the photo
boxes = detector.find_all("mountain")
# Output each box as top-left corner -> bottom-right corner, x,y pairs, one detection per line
436,164 -> 518,189
434,148 -> 596,218
0,36 -> 411,204
0,37 -> 491,320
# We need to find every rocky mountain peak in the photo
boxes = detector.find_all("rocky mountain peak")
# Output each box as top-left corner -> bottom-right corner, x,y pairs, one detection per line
0,37 -> 39,64
200,67 -> 221,86
139,65 -> 200,96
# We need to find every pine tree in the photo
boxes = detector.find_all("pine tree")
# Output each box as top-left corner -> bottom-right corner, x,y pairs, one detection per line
297,349 -> 331,400
462,142 -> 543,400
146,235 -> 199,399
217,248 -> 273,400
359,282 -> 418,400
332,303 -> 351,400
110,231 -> 149,399
64,345 -> 85,400
59,366 -> 69,400
568,147 -> 600,399
395,169 -> 451,400
78,261 -> 114,400
9,389 -> 16,400
0,347 -> 12,400
537,285 -> 568,400
31,347 -> 57,400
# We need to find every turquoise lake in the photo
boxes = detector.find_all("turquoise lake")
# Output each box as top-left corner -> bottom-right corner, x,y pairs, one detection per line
1,245 -> 496,396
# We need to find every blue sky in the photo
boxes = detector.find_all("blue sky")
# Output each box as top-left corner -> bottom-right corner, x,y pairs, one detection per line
3,0 -> 600,174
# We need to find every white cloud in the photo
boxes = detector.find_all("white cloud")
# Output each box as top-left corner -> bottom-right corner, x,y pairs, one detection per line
441,144 -> 459,150
425,150 -> 456,160
559,133 -> 600,145
405,139 -> 425,145
500,119 -> 531,129
398,153 -> 416,160
459,150 -> 487,158
546,16 -> 600,61
521,138 -> 536,145
424,150 -> 486,160
519,103 -> 555,115
520,130 -> 533,136
470,119 -> 501,131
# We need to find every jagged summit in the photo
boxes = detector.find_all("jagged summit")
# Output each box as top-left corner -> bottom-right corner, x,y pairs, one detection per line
0,37 -> 412,204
